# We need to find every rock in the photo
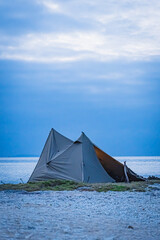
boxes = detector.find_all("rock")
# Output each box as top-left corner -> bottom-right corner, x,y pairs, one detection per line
77,186 -> 93,191
128,225 -> 134,229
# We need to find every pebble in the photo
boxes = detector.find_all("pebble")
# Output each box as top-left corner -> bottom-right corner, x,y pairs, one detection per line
0,186 -> 160,240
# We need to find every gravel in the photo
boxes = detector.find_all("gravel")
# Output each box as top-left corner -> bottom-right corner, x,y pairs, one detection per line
0,187 -> 160,240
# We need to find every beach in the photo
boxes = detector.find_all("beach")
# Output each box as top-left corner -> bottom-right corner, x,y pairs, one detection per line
0,157 -> 159,239
0,184 -> 160,240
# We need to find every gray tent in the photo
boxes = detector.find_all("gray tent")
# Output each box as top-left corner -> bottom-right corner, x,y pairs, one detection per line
28,128 -> 144,183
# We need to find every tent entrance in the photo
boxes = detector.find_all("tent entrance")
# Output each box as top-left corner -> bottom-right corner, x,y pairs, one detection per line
94,146 -> 144,182
94,146 -> 125,181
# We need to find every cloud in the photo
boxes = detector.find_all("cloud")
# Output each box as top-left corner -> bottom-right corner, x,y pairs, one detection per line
0,0 -> 160,63
37,0 -> 61,13
0,30 -> 159,63
38,0 -> 160,36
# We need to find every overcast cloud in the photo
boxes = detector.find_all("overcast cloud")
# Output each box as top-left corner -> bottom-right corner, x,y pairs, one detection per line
0,0 -> 160,62
0,0 -> 160,156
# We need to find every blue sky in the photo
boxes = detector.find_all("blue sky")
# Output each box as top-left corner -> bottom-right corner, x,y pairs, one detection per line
0,0 -> 160,157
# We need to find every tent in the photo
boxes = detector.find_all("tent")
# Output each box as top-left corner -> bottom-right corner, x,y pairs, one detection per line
28,128 -> 144,183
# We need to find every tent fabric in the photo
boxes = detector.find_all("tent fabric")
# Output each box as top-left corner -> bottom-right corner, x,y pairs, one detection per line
28,129 -> 115,183
81,133 -> 114,183
48,142 -> 83,182
28,128 -> 144,183
28,128 -> 74,182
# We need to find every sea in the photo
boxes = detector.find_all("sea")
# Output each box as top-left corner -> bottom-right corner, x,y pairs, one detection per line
0,156 -> 160,184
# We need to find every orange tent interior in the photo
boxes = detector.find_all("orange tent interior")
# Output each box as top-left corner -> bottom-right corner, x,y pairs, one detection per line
94,146 -> 144,182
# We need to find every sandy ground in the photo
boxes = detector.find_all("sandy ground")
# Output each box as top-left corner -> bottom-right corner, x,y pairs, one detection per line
0,185 -> 160,240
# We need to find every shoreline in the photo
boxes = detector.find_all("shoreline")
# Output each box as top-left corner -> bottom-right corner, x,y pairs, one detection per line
0,183 -> 159,240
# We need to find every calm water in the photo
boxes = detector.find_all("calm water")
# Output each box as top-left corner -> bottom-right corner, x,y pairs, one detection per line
0,156 -> 160,184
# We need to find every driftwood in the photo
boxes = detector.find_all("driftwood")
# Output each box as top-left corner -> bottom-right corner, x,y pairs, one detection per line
124,161 -> 129,183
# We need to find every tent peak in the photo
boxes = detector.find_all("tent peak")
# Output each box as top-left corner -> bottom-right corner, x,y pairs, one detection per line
50,128 -> 56,134
50,128 -> 63,135
50,128 -> 56,132
81,131 -> 87,137
76,131 -> 90,143
81,131 -> 88,137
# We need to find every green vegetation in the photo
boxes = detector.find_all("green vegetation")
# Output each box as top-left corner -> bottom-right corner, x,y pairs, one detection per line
0,179 -> 159,192
92,180 -> 160,192
0,179 -> 85,192
94,184 -> 130,192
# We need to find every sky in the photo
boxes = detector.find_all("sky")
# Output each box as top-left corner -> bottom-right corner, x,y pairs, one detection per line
0,0 -> 160,157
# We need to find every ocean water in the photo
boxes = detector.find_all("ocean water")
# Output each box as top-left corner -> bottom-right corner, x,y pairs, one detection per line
0,156 -> 160,184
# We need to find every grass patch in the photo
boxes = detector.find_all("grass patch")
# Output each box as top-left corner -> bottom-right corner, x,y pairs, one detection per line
90,180 -> 160,192
0,179 -> 159,192
0,179 -> 85,192
93,184 -> 130,192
